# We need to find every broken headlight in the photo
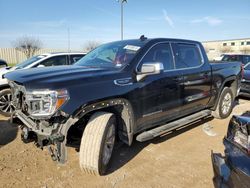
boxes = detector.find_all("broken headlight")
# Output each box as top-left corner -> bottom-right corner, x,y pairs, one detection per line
227,115 -> 250,154
25,89 -> 69,118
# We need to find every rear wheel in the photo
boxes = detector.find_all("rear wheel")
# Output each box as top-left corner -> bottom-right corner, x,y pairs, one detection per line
212,87 -> 233,119
79,112 -> 116,175
0,89 -> 14,117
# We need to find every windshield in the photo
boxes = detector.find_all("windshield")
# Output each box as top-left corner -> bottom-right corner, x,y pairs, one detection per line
15,55 -> 46,69
75,40 -> 145,69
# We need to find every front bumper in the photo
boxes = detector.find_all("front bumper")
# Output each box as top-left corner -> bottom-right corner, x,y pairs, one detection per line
16,110 -> 61,137
8,81 -> 78,164
13,110 -> 76,164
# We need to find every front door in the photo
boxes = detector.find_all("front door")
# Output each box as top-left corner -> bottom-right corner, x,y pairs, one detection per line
133,42 -> 183,131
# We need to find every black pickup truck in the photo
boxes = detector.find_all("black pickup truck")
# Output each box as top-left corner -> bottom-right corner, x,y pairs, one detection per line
5,37 -> 242,175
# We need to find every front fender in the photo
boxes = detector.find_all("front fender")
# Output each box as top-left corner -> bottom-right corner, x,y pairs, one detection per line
63,98 -> 135,146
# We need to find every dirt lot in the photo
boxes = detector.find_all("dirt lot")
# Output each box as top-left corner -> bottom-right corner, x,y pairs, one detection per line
0,98 -> 249,188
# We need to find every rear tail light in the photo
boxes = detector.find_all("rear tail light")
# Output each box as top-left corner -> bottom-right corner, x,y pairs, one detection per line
227,114 -> 250,155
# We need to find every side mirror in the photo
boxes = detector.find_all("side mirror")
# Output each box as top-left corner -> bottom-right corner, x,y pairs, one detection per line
137,62 -> 164,81
0,59 -> 8,67
37,64 -> 45,68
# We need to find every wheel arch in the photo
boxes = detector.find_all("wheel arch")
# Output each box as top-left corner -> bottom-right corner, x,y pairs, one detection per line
212,76 -> 238,111
65,98 -> 135,147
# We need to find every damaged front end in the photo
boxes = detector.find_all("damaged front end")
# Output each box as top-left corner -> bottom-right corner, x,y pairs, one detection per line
9,81 -> 74,163
212,113 -> 250,188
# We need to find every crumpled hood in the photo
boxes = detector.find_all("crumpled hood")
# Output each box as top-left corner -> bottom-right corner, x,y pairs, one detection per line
4,65 -> 115,88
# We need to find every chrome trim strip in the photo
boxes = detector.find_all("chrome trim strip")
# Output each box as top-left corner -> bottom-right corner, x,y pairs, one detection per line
136,41 -> 206,74
142,110 -> 163,117
169,42 -> 176,69
114,77 -> 133,86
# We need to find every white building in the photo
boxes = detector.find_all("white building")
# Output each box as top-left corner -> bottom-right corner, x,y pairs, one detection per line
202,38 -> 250,60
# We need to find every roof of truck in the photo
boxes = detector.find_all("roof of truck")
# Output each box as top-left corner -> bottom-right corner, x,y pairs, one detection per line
40,52 -> 86,56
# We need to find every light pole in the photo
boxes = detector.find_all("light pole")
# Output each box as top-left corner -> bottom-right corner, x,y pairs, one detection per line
117,0 -> 127,40
67,27 -> 71,52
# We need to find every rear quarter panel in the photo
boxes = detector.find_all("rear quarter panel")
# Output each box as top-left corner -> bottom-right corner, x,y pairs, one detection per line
207,61 -> 242,109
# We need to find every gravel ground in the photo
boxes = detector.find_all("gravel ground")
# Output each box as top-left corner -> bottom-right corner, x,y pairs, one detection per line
0,98 -> 249,188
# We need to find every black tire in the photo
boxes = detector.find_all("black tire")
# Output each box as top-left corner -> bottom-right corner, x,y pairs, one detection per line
0,88 -> 14,117
79,112 -> 116,175
212,87 -> 234,119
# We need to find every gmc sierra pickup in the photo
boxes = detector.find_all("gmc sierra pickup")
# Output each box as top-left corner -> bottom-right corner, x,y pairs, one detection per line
5,37 -> 242,175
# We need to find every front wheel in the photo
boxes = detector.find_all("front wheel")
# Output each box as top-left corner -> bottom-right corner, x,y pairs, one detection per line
79,112 -> 116,175
0,88 -> 15,117
212,87 -> 234,119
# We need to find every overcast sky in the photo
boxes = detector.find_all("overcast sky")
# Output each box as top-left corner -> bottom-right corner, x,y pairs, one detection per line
0,0 -> 250,50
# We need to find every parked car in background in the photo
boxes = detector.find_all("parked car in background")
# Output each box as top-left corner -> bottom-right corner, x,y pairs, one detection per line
0,52 -> 86,116
240,63 -> 250,97
215,54 -> 250,97
213,54 -> 225,61
0,59 -> 8,67
5,37 -> 242,175
212,112 -> 250,188
221,54 -> 250,65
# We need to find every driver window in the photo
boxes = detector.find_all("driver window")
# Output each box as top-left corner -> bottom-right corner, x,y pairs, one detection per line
139,43 -> 174,71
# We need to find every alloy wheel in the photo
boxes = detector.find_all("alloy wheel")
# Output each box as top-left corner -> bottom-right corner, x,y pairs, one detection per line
0,93 -> 14,114
221,93 -> 232,115
102,123 -> 116,166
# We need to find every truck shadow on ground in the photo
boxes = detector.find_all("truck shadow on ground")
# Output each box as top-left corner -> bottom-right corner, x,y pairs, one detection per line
107,117 -> 214,175
237,96 -> 250,102
0,119 -> 18,147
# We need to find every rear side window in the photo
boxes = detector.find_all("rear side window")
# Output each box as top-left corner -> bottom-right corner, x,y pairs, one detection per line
172,43 -> 202,69
70,54 -> 85,64
140,43 -> 174,71
39,55 -> 67,67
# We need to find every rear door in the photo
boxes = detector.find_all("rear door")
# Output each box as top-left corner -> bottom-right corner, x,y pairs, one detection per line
171,43 -> 212,117
134,42 -> 183,130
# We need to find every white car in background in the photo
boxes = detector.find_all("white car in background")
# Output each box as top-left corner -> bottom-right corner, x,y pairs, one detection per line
0,52 -> 86,116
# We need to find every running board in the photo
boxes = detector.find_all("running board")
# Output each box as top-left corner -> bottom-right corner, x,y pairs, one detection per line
136,110 -> 211,142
